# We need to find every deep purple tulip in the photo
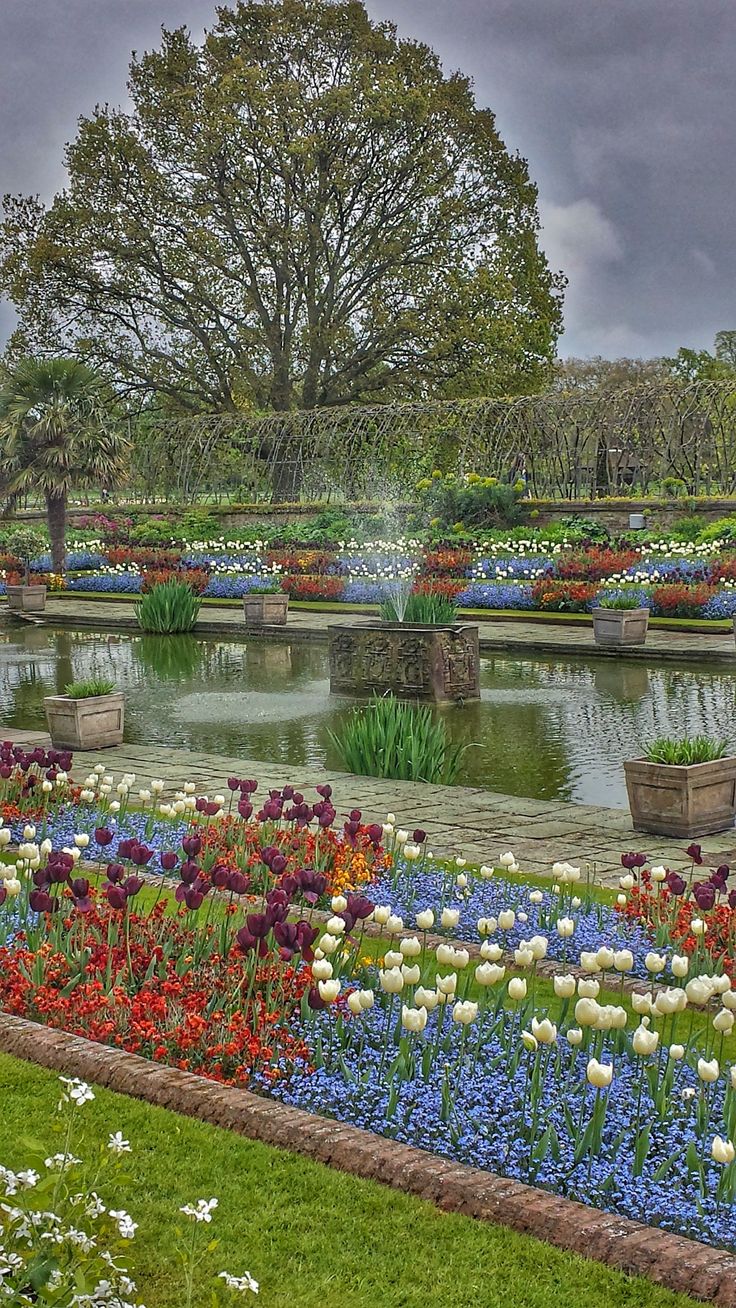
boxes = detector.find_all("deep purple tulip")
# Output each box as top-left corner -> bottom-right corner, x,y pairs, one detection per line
349,808 -> 362,822
316,784 -> 333,799
106,862 -> 125,884
94,827 -> 114,847
228,871 -> 250,896
282,785 -> 294,800
29,889 -> 53,913
692,881 -> 716,911
235,926 -> 256,953
274,921 -> 299,957
123,876 -> 144,898
0,886 -> 7,908
297,922 -> 320,961
105,884 -> 128,910
238,800 -> 253,821
71,878 -> 93,913
239,779 -> 258,795
621,852 -> 647,870
227,777 -> 241,791
347,893 -> 374,920
129,843 -> 154,866
211,864 -> 230,889
729,889 -> 736,910
117,839 -> 134,859
179,860 -> 200,886
367,824 -> 383,845
413,829 -> 427,844
666,872 -> 687,896
160,851 -> 178,872
246,912 -> 270,939
195,797 -> 208,813
307,985 -> 327,1010
686,843 -> 704,865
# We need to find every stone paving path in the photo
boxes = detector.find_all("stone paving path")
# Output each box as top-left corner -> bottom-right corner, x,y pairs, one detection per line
22,595 -> 736,663
9,728 -> 736,887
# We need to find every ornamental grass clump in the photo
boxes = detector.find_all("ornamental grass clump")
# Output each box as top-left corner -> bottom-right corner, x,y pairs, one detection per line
328,693 -> 467,784
644,735 -> 729,766
63,677 -> 116,699
135,577 -> 201,633
596,593 -> 647,610
380,589 -> 457,624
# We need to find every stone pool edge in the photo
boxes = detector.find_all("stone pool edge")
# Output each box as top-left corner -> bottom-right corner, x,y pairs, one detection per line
1,1011 -> 735,1305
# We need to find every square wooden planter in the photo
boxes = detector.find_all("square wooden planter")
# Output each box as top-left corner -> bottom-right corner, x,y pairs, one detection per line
44,693 -> 125,750
328,621 -> 480,702
6,584 -> 47,613
591,607 -> 649,647
243,593 -> 289,629
624,755 -> 736,837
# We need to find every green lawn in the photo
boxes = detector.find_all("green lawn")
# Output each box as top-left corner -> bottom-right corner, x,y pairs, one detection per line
0,1051 -> 696,1308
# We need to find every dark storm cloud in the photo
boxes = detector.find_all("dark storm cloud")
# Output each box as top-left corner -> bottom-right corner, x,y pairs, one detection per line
1,0 -> 733,357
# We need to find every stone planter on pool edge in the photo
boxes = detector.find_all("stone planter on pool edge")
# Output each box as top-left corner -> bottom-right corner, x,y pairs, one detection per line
624,755 -> 736,837
591,607 -> 649,647
328,621 -> 480,702
6,584 -> 47,613
44,692 -> 125,750
243,593 -> 289,629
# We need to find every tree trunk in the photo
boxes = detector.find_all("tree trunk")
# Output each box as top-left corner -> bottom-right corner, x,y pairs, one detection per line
46,490 -> 67,575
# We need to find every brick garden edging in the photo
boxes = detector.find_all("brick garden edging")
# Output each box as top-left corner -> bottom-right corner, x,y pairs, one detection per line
2,1014 -> 736,1304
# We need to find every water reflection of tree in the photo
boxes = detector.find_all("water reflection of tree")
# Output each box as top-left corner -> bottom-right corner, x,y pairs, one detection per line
436,698 -> 574,801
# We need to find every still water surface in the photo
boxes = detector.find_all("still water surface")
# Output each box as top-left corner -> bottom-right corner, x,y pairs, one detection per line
1,626 -> 734,808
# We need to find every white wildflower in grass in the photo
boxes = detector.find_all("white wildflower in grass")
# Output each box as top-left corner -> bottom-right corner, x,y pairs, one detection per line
58,1077 -> 95,1108
109,1209 -> 138,1239
107,1132 -> 132,1155
219,1269 -> 260,1294
180,1197 -> 218,1223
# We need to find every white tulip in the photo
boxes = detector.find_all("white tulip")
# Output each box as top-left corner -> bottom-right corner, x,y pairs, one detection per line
690,919 -> 706,937
456,873 -> 468,889
531,1016 -> 557,1045
347,991 -> 364,1015
400,936 -> 422,958
722,991 -> 736,1011
514,947 -> 534,968
402,1004 -> 428,1033
566,1027 -> 583,1047
373,905 -> 391,925
358,989 -> 374,1010
480,941 -> 503,962
396,830 -> 409,845
498,910 -> 515,931
318,979 -> 340,1003
712,974 -> 731,995
507,977 -> 527,1001
440,908 -> 460,930
414,986 -> 439,1011
596,946 -> 615,970
521,1030 -> 538,1052
697,1057 -> 720,1083
529,890 -> 543,905
477,916 -> 497,937
436,943 -> 455,967
479,865 -> 494,880
650,865 -> 668,882
714,1008 -> 735,1034
577,978 -> 600,999
631,991 -> 654,1015
575,998 -> 600,1027
379,967 -> 405,994
686,978 -> 713,1007
325,916 -> 346,935
312,958 -> 333,980
632,1017 -> 659,1057
453,948 -> 470,970
401,963 -> 421,986
579,952 -> 601,974
4,879 -> 21,897
452,1000 -> 478,1025
499,851 -> 516,868
712,1136 -> 736,1165
475,962 -> 505,986
436,973 -> 458,996
553,974 -> 576,999
526,935 -> 548,960
586,1058 -> 613,1089
669,1044 -> 685,1061
319,933 -> 339,955
404,844 -> 421,862
556,917 -> 575,938
331,895 -> 348,912
619,874 -> 634,890
415,909 -> 435,930
385,914 -> 404,934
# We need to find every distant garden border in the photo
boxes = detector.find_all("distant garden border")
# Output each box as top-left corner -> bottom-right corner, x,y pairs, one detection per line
1,1011 -> 735,1306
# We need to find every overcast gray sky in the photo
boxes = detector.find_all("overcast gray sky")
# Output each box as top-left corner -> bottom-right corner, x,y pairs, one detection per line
1,0 -> 733,359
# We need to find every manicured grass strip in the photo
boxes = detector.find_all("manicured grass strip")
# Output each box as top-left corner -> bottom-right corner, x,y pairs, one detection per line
0,1051 -> 697,1308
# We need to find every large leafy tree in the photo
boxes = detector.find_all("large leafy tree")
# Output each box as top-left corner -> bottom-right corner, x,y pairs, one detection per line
0,358 -> 130,572
0,0 -> 562,414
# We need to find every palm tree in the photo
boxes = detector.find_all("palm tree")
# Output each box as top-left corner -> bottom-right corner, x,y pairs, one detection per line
0,357 -> 130,573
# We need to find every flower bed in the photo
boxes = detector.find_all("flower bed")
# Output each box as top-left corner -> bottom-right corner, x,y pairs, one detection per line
5,746 -> 736,1251
30,531 -> 736,618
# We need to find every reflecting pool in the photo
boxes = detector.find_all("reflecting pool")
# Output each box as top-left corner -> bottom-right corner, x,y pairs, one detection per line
1,625 -> 734,807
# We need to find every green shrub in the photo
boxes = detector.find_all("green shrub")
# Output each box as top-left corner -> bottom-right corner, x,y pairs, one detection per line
697,516 -> 736,543
380,589 -> 458,624
328,694 -> 467,784
643,735 -> 729,765
135,579 -> 202,633
670,515 -> 706,542
557,515 -> 610,545
64,677 -> 117,698
417,471 -> 525,531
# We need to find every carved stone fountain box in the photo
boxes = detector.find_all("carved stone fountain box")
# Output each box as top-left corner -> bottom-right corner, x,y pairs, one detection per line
327,622 -> 480,702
